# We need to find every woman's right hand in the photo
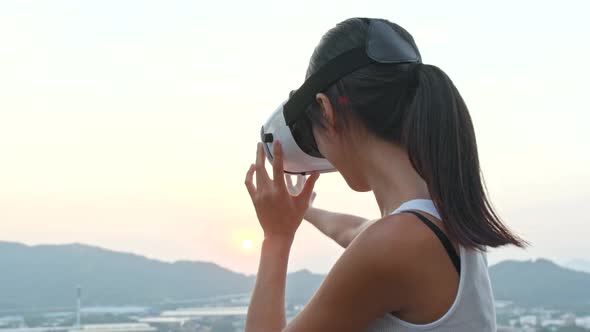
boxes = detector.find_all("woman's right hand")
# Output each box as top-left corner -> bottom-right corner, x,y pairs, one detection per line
286,174 -> 316,210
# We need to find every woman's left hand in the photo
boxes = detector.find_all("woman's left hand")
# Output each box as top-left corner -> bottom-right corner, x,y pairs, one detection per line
245,141 -> 319,240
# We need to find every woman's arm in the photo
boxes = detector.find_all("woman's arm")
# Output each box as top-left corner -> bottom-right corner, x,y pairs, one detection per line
286,175 -> 374,248
244,142 -> 320,332
244,141 -> 411,332
245,235 -> 293,332
304,207 -> 374,248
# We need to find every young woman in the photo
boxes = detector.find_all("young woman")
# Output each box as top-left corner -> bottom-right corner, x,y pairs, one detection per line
244,18 -> 525,332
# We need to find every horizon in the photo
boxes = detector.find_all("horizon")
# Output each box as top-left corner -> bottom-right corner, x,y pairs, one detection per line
1,0 -> 589,274
2,240 -> 588,275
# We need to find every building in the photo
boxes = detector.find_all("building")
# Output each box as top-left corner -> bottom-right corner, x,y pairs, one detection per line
68,324 -> 156,332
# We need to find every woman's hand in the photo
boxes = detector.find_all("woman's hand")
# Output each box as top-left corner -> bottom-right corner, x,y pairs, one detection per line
245,141 -> 319,240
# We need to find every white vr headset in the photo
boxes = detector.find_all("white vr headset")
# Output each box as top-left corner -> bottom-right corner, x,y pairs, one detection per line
260,19 -> 421,175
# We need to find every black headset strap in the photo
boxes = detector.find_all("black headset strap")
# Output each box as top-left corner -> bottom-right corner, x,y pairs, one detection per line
283,47 -> 372,127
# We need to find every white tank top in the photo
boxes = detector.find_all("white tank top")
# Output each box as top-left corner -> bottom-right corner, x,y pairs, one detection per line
365,199 -> 497,332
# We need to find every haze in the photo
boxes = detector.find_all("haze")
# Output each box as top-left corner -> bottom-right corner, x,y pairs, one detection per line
0,0 -> 588,274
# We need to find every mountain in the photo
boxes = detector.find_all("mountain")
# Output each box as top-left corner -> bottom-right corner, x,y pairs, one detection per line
489,258 -> 590,310
287,258 -> 590,310
0,241 -> 324,312
0,241 -> 254,310
285,269 -> 323,304
0,241 -> 589,312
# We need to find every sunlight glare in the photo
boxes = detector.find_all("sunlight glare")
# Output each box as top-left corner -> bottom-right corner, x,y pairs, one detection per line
242,239 -> 253,250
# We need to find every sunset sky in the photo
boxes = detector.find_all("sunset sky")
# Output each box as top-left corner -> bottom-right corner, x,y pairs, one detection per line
1,0 -> 589,274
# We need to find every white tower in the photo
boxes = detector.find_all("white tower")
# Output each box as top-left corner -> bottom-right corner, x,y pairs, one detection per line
76,285 -> 82,327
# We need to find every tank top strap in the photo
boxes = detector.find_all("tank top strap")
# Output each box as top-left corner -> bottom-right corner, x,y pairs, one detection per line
388,199 -> 460,274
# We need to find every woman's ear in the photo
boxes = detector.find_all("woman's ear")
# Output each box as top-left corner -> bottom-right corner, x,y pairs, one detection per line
315,93 -> 336,129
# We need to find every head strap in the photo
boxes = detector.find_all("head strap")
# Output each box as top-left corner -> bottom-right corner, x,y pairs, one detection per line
283,19 -> 421,127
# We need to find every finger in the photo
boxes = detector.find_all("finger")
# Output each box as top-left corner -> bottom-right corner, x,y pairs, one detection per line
298,172 -> 320,203
272,140 -> 287,190
244,164 -> 256,198
256,143 -> 270,186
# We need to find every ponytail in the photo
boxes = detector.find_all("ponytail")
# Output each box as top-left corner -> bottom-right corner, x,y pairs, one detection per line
304,17 -> 525,250
402,64 -> 526,249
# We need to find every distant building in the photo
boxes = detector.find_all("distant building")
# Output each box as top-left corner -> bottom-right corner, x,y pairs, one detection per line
68,323 -> 156,332
497,327 -> 523,332
76,286 -> 82,328
562,313 -> 577,327
0,316 -> 25,329
519,315 -> 537,326
0,328 -> 66,332
161,307 -> 247,317
577,316 -> 590,329
137,317 -> 189,325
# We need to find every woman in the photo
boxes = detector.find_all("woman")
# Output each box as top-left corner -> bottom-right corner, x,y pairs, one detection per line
244,17 -> 525,331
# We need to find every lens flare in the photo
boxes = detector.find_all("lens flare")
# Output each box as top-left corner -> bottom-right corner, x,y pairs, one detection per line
242,239 -> 253,250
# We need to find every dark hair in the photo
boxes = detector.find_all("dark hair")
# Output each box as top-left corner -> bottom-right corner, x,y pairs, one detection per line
306,18 -> 526,250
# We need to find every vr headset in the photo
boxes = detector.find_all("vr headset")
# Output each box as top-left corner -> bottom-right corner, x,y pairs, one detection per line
260,19 -> 421,175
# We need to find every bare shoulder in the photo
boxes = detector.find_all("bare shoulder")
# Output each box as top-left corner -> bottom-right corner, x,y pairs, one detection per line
283,213 -> 447,331
350,212 -> 438,261
330,213 -> 417,274
334,212 -> 438,287
283,214 -> 426,330
347,212 -> 453,290
350,211 -> 459,289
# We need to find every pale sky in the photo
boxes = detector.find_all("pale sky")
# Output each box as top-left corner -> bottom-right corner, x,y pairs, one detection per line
0,0 -> 589,274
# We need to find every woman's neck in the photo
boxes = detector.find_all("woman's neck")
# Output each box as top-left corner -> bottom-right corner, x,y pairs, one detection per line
361,139 -> 431,217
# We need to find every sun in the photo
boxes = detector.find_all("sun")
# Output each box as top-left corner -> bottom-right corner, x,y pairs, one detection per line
242,239 -> 253,250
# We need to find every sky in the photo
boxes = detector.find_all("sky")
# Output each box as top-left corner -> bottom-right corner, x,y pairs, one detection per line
0,0 -> 589,274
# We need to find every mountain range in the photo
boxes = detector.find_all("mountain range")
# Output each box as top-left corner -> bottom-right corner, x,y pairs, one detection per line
490,258 -> 590,310
0,241 -> 588,312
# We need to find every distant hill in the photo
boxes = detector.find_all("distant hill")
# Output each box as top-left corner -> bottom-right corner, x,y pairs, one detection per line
0,241 -> 589,312
284,258 -> 590,311
0,241 -> 254,310
0,241 -> 324,312
489,258 -> 590,310
285,269 -> 323,304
